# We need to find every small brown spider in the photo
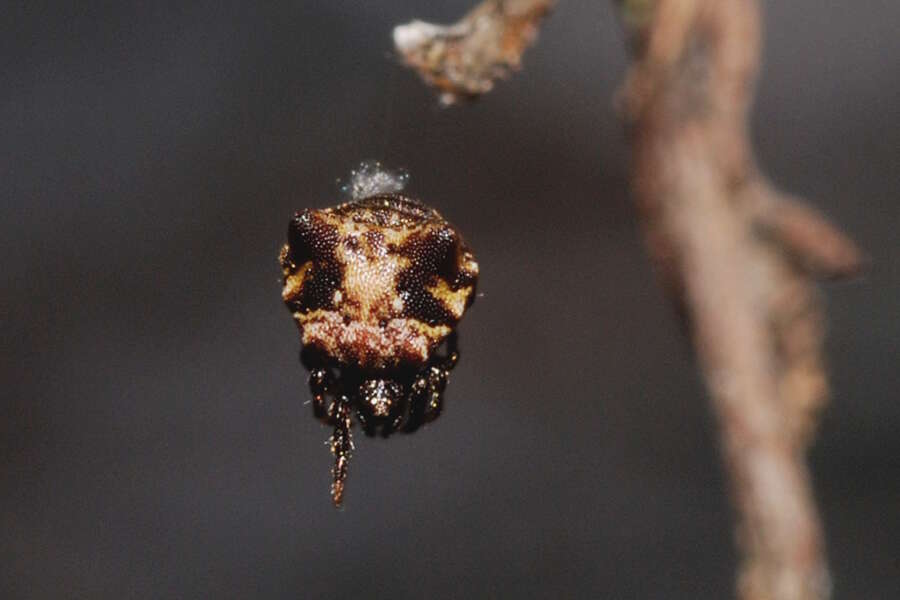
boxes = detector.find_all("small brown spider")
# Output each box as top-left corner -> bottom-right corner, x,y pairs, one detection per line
279,167 -> 478,506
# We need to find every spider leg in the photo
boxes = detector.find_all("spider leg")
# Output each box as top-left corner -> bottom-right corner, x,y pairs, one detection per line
421,335 -> 459,424
422,365 -> 448,424
329,396 -> 353,508
386,397 -> 407,434
356,404 -> 376,437
377,393 -> 407,438
402,372 -> 430,433
439,332 -> 460,372
308,368 -> 332,421
303,347 -> 339,424
402,335 -> 459,432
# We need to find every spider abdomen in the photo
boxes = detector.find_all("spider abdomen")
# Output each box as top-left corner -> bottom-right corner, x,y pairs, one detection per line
280,194 -> 478,369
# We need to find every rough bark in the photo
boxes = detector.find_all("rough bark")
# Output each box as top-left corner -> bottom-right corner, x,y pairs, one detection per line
393,0 -> 556,104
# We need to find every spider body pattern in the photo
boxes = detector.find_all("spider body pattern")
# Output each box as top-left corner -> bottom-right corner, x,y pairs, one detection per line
280,191 -> 478,506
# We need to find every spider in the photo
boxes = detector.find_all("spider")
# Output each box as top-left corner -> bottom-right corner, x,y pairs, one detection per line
279,166 -> 478,506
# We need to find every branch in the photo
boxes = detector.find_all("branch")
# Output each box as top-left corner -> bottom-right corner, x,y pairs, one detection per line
392,1 -> 863,598
623,4 -> 861,595
393,0 -> 556,104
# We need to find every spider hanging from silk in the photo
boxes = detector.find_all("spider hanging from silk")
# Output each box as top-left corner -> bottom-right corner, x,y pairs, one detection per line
279,163 -> 479,506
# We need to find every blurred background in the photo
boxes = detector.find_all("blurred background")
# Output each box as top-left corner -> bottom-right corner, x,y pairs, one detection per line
2,1 -> 897,597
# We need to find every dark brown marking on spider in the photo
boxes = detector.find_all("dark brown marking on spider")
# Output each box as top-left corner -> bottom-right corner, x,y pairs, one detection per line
284,211 -> 342,314
394,232 -> 452,325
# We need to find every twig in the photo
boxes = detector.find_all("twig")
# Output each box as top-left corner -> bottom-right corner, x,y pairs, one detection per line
392,1 -> 862,598
623,3 -> 861,596
393,0 -> 556,104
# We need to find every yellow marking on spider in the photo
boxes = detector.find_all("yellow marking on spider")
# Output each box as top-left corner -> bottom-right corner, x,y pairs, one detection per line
426,280 -> 474,320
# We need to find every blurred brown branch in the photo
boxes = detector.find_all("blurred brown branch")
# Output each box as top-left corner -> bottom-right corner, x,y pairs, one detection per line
393,1 -> 862,598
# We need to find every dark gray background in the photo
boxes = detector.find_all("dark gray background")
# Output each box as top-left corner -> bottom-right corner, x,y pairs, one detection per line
2,1 -> 898,598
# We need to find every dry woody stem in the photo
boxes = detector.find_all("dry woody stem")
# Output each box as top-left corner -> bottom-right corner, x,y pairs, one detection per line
622,2 -> 861,597
394,1 -> 862,598
393,0 -> 556,104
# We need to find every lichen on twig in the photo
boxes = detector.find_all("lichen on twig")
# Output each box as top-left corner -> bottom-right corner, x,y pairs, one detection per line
392,0 -> 556,104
